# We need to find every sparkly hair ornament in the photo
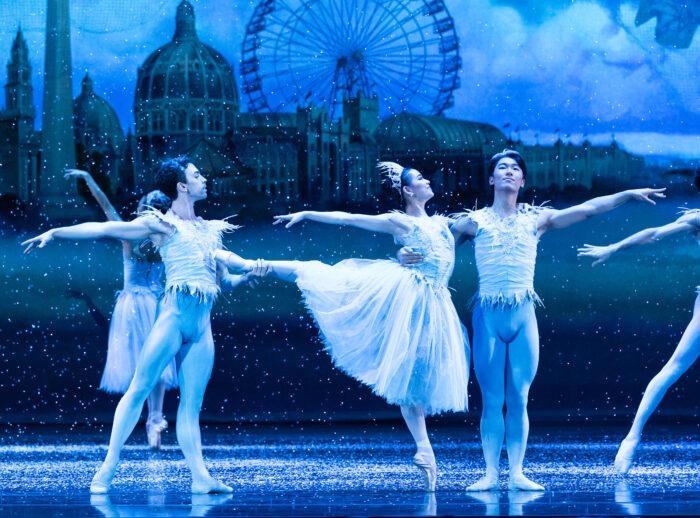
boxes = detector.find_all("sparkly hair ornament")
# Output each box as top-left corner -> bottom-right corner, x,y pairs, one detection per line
378,161 -> 407,194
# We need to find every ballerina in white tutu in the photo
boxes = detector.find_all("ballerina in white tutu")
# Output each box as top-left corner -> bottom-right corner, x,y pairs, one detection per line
64,169 -> 176,449
579,179 -> 700,474
217,162 -> 470,492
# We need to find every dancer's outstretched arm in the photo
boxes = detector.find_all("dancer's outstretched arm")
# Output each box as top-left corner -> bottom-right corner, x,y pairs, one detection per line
64,169 -> 122,222
22,217 -> 170,254
215,251 -> 270,290
214,250 -> 269,272
273,211 -> 407,236
537,188 -> 666,233
578,211 -> 700,266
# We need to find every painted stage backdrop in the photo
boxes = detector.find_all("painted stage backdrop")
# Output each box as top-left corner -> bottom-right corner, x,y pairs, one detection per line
0,0 -> 699,424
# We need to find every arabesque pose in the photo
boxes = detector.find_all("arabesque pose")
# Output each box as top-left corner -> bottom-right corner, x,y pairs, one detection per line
218,162 -> 469,492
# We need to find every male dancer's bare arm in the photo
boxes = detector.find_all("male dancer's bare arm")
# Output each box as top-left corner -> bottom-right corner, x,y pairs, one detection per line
215,254 -> 269,290
22,217 -> 168,254
397,213 -> 476,266
578,212 -> 699,266
538,187 -> 666,232
214,250 -> 269,274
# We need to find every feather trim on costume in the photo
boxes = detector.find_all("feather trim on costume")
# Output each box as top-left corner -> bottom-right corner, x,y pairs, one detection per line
162,285 -> 218,306
470,289 -> 543,309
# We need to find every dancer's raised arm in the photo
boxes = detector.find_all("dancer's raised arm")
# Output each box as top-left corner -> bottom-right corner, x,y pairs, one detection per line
22,217 -> 171,254
578,210 -> 700,266
273,211 -> 408,236
537,188 -> 666,233
65,169 -> 122,222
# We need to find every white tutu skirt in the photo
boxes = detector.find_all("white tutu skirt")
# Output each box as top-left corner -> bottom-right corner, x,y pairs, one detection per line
99,288 -> 178,393
296,259 -> 469,415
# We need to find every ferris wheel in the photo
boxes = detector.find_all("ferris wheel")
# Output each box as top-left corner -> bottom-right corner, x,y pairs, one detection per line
241,0 -> 461,119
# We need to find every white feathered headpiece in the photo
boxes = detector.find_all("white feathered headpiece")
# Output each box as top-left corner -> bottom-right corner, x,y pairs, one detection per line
377,161 -> 406,193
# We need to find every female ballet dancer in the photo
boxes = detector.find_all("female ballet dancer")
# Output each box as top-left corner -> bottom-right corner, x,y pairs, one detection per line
64,169 -> 176,449
217,162 -> 470,492
24,157 -> 266,493
578,194 -> 700,474
400,150 -> 664,491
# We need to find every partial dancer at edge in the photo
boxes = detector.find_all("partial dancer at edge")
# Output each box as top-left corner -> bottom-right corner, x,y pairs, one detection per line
409,150 -> 664,491
65,169 -> 177,449
578,177 -> 700,475
23,157 -> 266,494
218,162 -> 469,492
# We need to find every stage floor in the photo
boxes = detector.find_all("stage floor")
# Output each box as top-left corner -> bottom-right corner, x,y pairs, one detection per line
0,422 -> 698,516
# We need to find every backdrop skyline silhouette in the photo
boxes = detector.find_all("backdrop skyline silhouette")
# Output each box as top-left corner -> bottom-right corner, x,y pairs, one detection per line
0,0 -> 697,159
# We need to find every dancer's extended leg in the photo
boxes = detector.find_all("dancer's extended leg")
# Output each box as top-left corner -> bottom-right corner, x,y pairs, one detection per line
467,305 -> 506,492
504,304 -> 543,491
616,295 -> 700,474
91,313 -> 183,493
177,327 -> 231,494
401,405 -> 436,491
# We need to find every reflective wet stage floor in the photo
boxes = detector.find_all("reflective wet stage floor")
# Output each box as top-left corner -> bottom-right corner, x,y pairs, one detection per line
0,422 -> 698,516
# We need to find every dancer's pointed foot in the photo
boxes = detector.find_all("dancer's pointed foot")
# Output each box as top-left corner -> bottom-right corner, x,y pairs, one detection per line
90,463 -> 117,494
466,473 -> 500,491
508,473 -> 544,491
146,416 -> 168,450
412,452 -> 437,492
614,437 -> 639,475
191,477 -> 233,494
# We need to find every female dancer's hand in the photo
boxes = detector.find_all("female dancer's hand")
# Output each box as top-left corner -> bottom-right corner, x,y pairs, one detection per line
241,259 -> 270,287
273,212 -> 305,228
397,247 -> 423,266
21,230 -> 55,254
577,244 -> 615,266
249,259 -> 270,277
627,188 -> 666,205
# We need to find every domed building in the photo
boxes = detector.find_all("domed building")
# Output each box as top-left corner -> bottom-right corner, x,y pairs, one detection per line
133,0 -> 239,188
374,112 -> 507,193
73,74 -> 124,193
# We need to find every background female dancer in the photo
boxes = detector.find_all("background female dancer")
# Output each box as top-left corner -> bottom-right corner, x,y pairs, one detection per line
23,157 -> 266,494
217,162 -> 469,492
64,169 -> 176,449
578,199 -> 700,474
400,150 -> 664,491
